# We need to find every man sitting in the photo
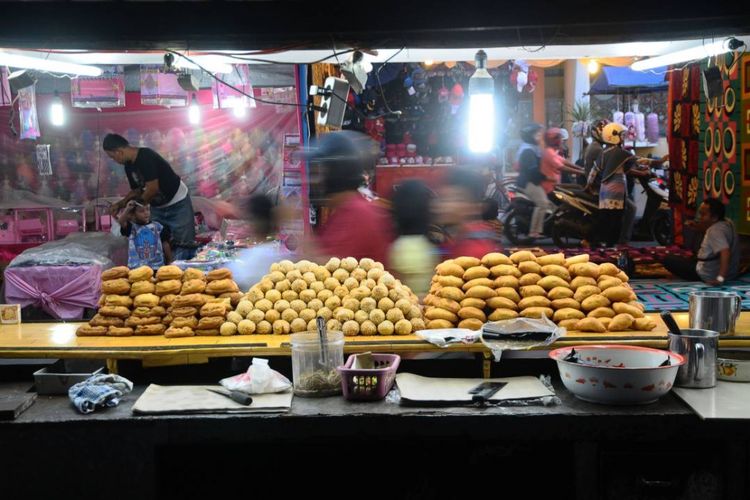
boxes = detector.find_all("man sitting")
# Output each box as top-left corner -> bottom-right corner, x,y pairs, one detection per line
664,199 -> 739,285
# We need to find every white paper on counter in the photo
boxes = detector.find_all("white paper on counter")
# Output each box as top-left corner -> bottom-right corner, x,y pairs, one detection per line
673,382 -> 750,420
396,373 -> 554,404
132,384 -> 293,415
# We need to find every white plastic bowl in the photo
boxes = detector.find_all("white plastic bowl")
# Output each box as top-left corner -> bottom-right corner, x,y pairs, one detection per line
549,345 -> 685,405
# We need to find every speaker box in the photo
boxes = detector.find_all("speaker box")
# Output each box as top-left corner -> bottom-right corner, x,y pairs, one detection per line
316,77 -> 349,129
177,73 -> 200,92
702,66 -> 723,101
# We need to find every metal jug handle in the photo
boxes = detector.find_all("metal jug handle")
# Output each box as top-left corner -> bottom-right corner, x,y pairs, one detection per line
694,343 -> 705,381
733,295 -> 742,327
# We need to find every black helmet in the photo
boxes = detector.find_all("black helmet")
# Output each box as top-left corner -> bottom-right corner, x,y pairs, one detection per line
520,123 -> 544,145
305,131 -> 378,198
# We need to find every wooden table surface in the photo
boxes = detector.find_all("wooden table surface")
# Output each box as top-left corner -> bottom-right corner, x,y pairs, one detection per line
2,312 -> 749,374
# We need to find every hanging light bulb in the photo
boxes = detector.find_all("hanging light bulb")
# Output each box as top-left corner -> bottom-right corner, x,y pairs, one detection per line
587,59 -> 600,74
231,96 -> 248,118
50,91 -> 65,127
424,59 -> 434,67
188,93 -> 200,125
467,50 -> 495,153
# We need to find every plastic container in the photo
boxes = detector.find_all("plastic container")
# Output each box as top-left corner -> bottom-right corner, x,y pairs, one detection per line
34,359 -> 105,395
290,331 -> 344,397
338,353 -> 400,401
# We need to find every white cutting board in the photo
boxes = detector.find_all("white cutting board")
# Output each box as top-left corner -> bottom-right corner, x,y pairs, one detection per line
673,382 -> 750,419
132,384 -> 293,415
396,373 -> 554,404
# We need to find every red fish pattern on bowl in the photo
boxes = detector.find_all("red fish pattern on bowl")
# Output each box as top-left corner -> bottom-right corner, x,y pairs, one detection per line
550,345 -> 686,405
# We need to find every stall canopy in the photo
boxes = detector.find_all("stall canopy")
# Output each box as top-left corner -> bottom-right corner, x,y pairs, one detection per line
589,66 -> 668,94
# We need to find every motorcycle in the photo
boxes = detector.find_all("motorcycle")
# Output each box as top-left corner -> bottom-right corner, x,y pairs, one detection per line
550,168 -> 673,248
502,183 -> 572,245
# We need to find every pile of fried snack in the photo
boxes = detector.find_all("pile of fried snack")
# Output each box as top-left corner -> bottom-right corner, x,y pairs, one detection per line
76,265 -> 241,337
423,251 -> 656,333
219,258 -> 424,336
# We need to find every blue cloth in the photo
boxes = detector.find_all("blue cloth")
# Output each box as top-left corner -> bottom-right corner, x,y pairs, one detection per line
127,221 -> 166,269
68,374 -> 133,414
150,194 -> 197,260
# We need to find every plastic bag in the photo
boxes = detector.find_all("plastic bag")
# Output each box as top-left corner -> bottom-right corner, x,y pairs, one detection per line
481,316 -> 564,361
219,358 -> 292,394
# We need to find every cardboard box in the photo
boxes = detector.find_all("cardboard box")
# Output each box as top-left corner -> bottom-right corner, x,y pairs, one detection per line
0,304 -> 20,324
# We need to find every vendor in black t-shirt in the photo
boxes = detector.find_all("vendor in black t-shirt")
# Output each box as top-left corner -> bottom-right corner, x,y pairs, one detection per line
103,133 -> 197,261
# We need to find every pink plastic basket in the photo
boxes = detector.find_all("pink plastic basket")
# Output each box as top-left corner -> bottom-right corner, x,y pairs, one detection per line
337,353 -> 400,401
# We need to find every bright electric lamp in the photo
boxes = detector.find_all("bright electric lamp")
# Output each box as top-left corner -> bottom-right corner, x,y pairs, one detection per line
631,39 -> 743,71
233,103 -> 247,118
0,52 -> 102,77
467,50 -> 495,154
188,94 -> 201,125
424,59 -> 434,66
587,59 -> 600,74
50,92 -> 65,126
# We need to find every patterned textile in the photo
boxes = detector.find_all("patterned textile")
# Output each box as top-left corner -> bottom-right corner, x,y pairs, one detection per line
631,277 -> 750,312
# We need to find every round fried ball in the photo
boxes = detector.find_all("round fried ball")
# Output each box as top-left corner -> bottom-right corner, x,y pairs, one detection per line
361,320 -> 377,335
333,286 -> 349,299
340,257 -> 358,272
395,319 -> 413,335
237,320 -> 256,335
236,300 -> 253,317
354,310 -> 369,324
247,309 -> 265,323
273,320 -> 291,335
220,322 -> 238,336
246,288 -> 264,302
362,278 -> 377,290
367,268 -> 384,281
317,289 -> 334,302
255,299 -> 273,312
324,277 -> 340,291
360,297 -> 377,313
290,318 -> 308,333
335,308 -> 355,322
267,271 -> 285,283
408,305 -> 422,320
370,309 -> 386,325
309,281 -> 325,294
265,289 -> 282,303
326,319 -> 342,332
286,269 -> 303,282
359,258 -> 375,271
289,299 -> 306,313
256,320 -> 272,335
349,287 -> 370,300
386,308 -> 405,323
281,290 -> 298,302
307,298 -> 324,311
307,319 -> 318,332
312,266 -> 330,282
343,277 -> 359,290
377,320 -> 395,335
324,296 -> 341,310
302,272 -> 317,285
342,297 -> 360,311
378,298 -> 395,311
299,308 -> 317,322
278,260 -> 295,273
317,307 -> 333,321
265,309 -> 281,323
332,269 -> 349,282
281,308 -> 298,323
299,289 -> 317,303
291,279 -> 308,293
372,285 -> 389,300
379,273 -> 396,288
342,320 -> 360,336
350,268 -> 367,281
258,279 -> 274,293
227,311 -> 244,324
395,299 -> 412,315
325,257 -> 341,273
275,279 -> 291,292
273,299 -> 291,313
410,318 -> 426,331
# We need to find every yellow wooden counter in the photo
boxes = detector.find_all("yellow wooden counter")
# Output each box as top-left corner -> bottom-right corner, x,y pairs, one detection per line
2,312 -> 749,376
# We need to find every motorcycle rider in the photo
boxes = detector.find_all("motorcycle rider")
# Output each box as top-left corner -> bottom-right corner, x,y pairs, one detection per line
515,123 -> 545,239
584,119 -> 608,181
540,128 -> 585,197
586,123 -> 650,246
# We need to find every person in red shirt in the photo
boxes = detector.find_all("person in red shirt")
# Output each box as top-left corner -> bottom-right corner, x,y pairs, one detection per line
436,168 -> 501,259
307,131 -> 394,265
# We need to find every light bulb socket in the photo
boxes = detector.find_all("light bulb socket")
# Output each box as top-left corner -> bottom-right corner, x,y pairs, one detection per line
474,50 -> 488,70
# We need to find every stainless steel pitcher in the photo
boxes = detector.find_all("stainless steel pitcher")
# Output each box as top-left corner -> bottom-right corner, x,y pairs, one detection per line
688,291 -> 742,336
669,329 -> 719,388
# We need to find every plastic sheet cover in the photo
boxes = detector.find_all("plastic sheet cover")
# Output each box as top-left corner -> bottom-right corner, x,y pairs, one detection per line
8,232 -> 127,268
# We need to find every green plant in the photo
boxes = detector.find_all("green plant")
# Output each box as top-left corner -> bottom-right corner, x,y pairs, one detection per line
568,100 -> 592,123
